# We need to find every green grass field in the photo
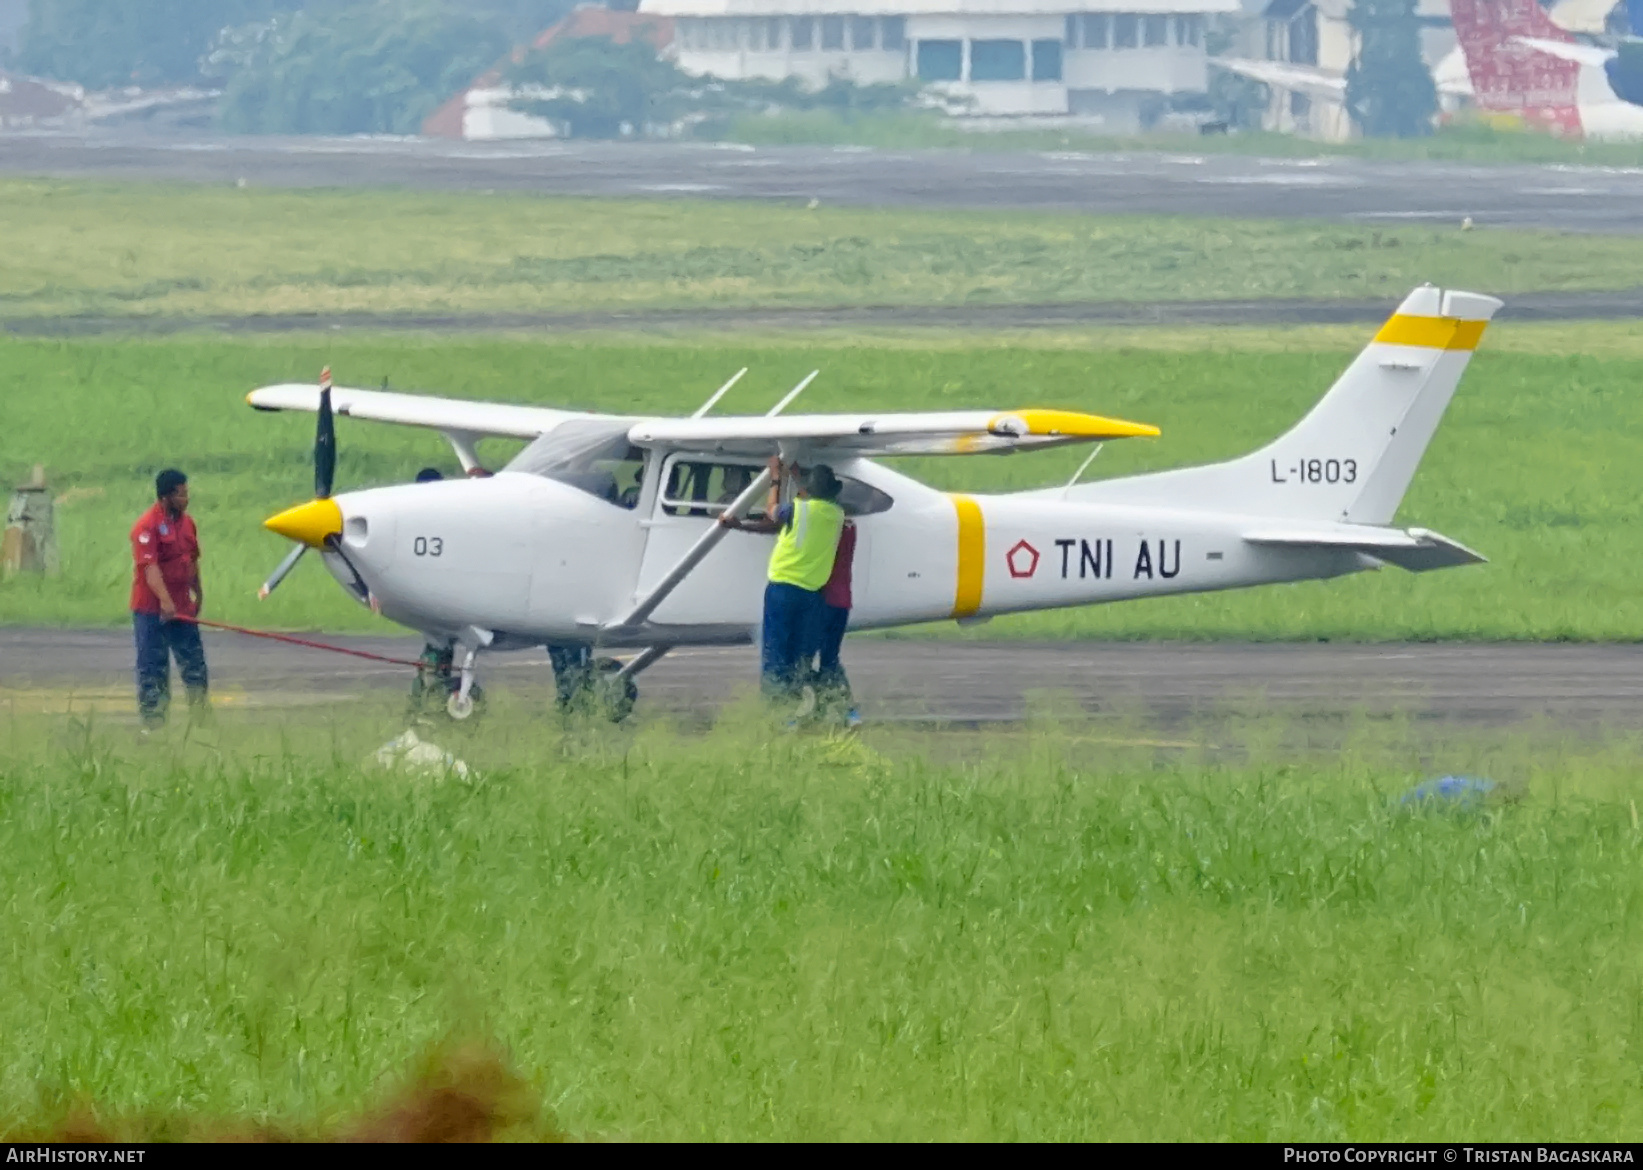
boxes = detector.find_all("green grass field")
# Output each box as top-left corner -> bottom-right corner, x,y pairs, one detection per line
1,708 -> 1639,1140
5,179 -> 1643,321
3,322 -> 1641,639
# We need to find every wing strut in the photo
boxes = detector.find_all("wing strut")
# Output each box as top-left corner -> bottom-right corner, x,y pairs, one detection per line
615,645 -> 671,681
606,468 -> 773,631
691,368 -> 748,419
766,370 -> 819,417
440,429 -> 486,474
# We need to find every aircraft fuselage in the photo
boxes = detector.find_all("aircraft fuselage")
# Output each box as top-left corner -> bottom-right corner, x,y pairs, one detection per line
321,458 -> 1364,650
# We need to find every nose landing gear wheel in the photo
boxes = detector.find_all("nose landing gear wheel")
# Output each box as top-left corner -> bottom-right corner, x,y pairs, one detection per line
444,683 -> 485,721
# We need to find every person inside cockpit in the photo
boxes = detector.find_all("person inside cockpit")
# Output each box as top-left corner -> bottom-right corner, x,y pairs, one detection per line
717,464 -> 754,508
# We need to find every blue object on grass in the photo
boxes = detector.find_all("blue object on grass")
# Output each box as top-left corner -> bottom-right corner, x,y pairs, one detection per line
1400,775 -> 1496,808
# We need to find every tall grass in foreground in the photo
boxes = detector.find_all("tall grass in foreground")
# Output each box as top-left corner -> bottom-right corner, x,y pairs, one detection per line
1,704 -> 1640,1140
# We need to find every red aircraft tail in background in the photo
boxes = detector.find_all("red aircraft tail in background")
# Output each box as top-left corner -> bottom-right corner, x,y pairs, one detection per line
1450,0 -> 1584,135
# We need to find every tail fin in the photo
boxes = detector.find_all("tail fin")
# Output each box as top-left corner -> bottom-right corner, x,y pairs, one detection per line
1451,0 -> 1584,133
1063,287 -> 1502,525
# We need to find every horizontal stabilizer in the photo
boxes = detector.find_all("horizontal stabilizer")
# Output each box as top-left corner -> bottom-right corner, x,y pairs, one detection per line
1244,525 -> 1486,572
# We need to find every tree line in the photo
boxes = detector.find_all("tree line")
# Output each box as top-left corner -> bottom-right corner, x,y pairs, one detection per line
12,0 -> 576,132
10,0 -> 1441,138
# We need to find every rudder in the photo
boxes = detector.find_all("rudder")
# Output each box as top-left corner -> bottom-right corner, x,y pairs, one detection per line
1058,286 -> 1502,524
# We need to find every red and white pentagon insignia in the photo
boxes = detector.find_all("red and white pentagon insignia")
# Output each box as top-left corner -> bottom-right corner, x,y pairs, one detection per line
1006,539 -> 1040,579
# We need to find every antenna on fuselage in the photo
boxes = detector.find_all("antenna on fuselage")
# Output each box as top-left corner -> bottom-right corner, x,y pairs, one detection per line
766,370 -> 819,417
1061,443 -> 1104,498
690,367 -> 748,419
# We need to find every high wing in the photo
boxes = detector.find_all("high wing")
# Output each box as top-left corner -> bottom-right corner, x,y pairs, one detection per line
1514,35 -> 1617,67
247,383 -> 597,440
248,383 -> 1160,459
1210,57 -> 1348,100
1211,55 -> 1473,100
627,408 -> 1159,458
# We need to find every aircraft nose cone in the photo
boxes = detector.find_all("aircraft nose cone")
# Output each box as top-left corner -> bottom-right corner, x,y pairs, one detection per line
265,498 -> 343,548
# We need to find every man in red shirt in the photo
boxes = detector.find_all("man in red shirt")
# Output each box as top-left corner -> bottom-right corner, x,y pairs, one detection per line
813,516 -> 860,728
131,469 -> 209,728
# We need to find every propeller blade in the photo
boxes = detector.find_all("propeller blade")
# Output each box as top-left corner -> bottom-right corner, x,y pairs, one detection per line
315,365 -> 336,499
257,542 -> 308,600
325,534 -> 373,605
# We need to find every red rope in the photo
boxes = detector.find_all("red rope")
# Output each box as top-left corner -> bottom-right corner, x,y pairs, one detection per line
176,615 -> 425,669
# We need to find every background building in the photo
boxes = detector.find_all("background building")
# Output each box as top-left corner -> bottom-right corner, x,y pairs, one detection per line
638,0 -> 1241,128
1256,0 -> 1457,139
424,8 -> 675,140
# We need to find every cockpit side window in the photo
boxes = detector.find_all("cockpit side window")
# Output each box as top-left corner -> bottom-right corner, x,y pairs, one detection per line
505,420 -> 646,510
657,455 -> 894,518
660,457 -> 767,519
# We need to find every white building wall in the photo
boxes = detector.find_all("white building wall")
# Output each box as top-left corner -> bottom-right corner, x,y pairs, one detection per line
462,89 -> 563,139
1063,46 -> 1205,92
905,14 -> 1067,113
906,12 -> 1061,36
653,1 -> 1236,118
675,15 -> 910,83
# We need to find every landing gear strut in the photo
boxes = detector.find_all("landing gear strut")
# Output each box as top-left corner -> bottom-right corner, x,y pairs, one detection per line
549,645 -> 666,723
446,627 -> 494,721
408,629 -> 493,722
407,635 -> 665,724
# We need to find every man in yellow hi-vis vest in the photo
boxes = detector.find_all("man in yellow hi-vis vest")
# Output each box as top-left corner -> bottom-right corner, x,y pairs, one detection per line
720,457 -> 845,698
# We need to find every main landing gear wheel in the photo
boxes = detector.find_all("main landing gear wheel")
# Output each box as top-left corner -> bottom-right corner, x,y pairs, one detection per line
593,658 -> 639,723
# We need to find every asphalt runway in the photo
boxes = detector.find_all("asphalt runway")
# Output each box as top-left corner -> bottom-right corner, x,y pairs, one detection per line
8,130 -> 1643,233
6,628 -> 1643,731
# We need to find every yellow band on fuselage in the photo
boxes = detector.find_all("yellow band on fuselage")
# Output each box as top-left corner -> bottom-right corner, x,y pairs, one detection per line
1373,315 -> 1488,351
951,494 -> 985,619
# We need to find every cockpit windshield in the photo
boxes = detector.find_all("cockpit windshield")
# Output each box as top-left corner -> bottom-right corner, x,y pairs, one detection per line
505,419 -> 646,509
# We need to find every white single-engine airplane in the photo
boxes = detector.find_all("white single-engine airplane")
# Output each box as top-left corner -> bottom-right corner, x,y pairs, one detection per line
250,285 -> 1497,719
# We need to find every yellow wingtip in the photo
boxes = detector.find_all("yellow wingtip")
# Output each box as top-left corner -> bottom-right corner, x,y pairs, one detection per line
264,498 -> 342,549
996,409 -> 1160,440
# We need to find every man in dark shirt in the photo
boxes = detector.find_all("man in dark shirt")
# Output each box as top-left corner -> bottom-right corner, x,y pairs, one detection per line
130,468 -> 208,728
